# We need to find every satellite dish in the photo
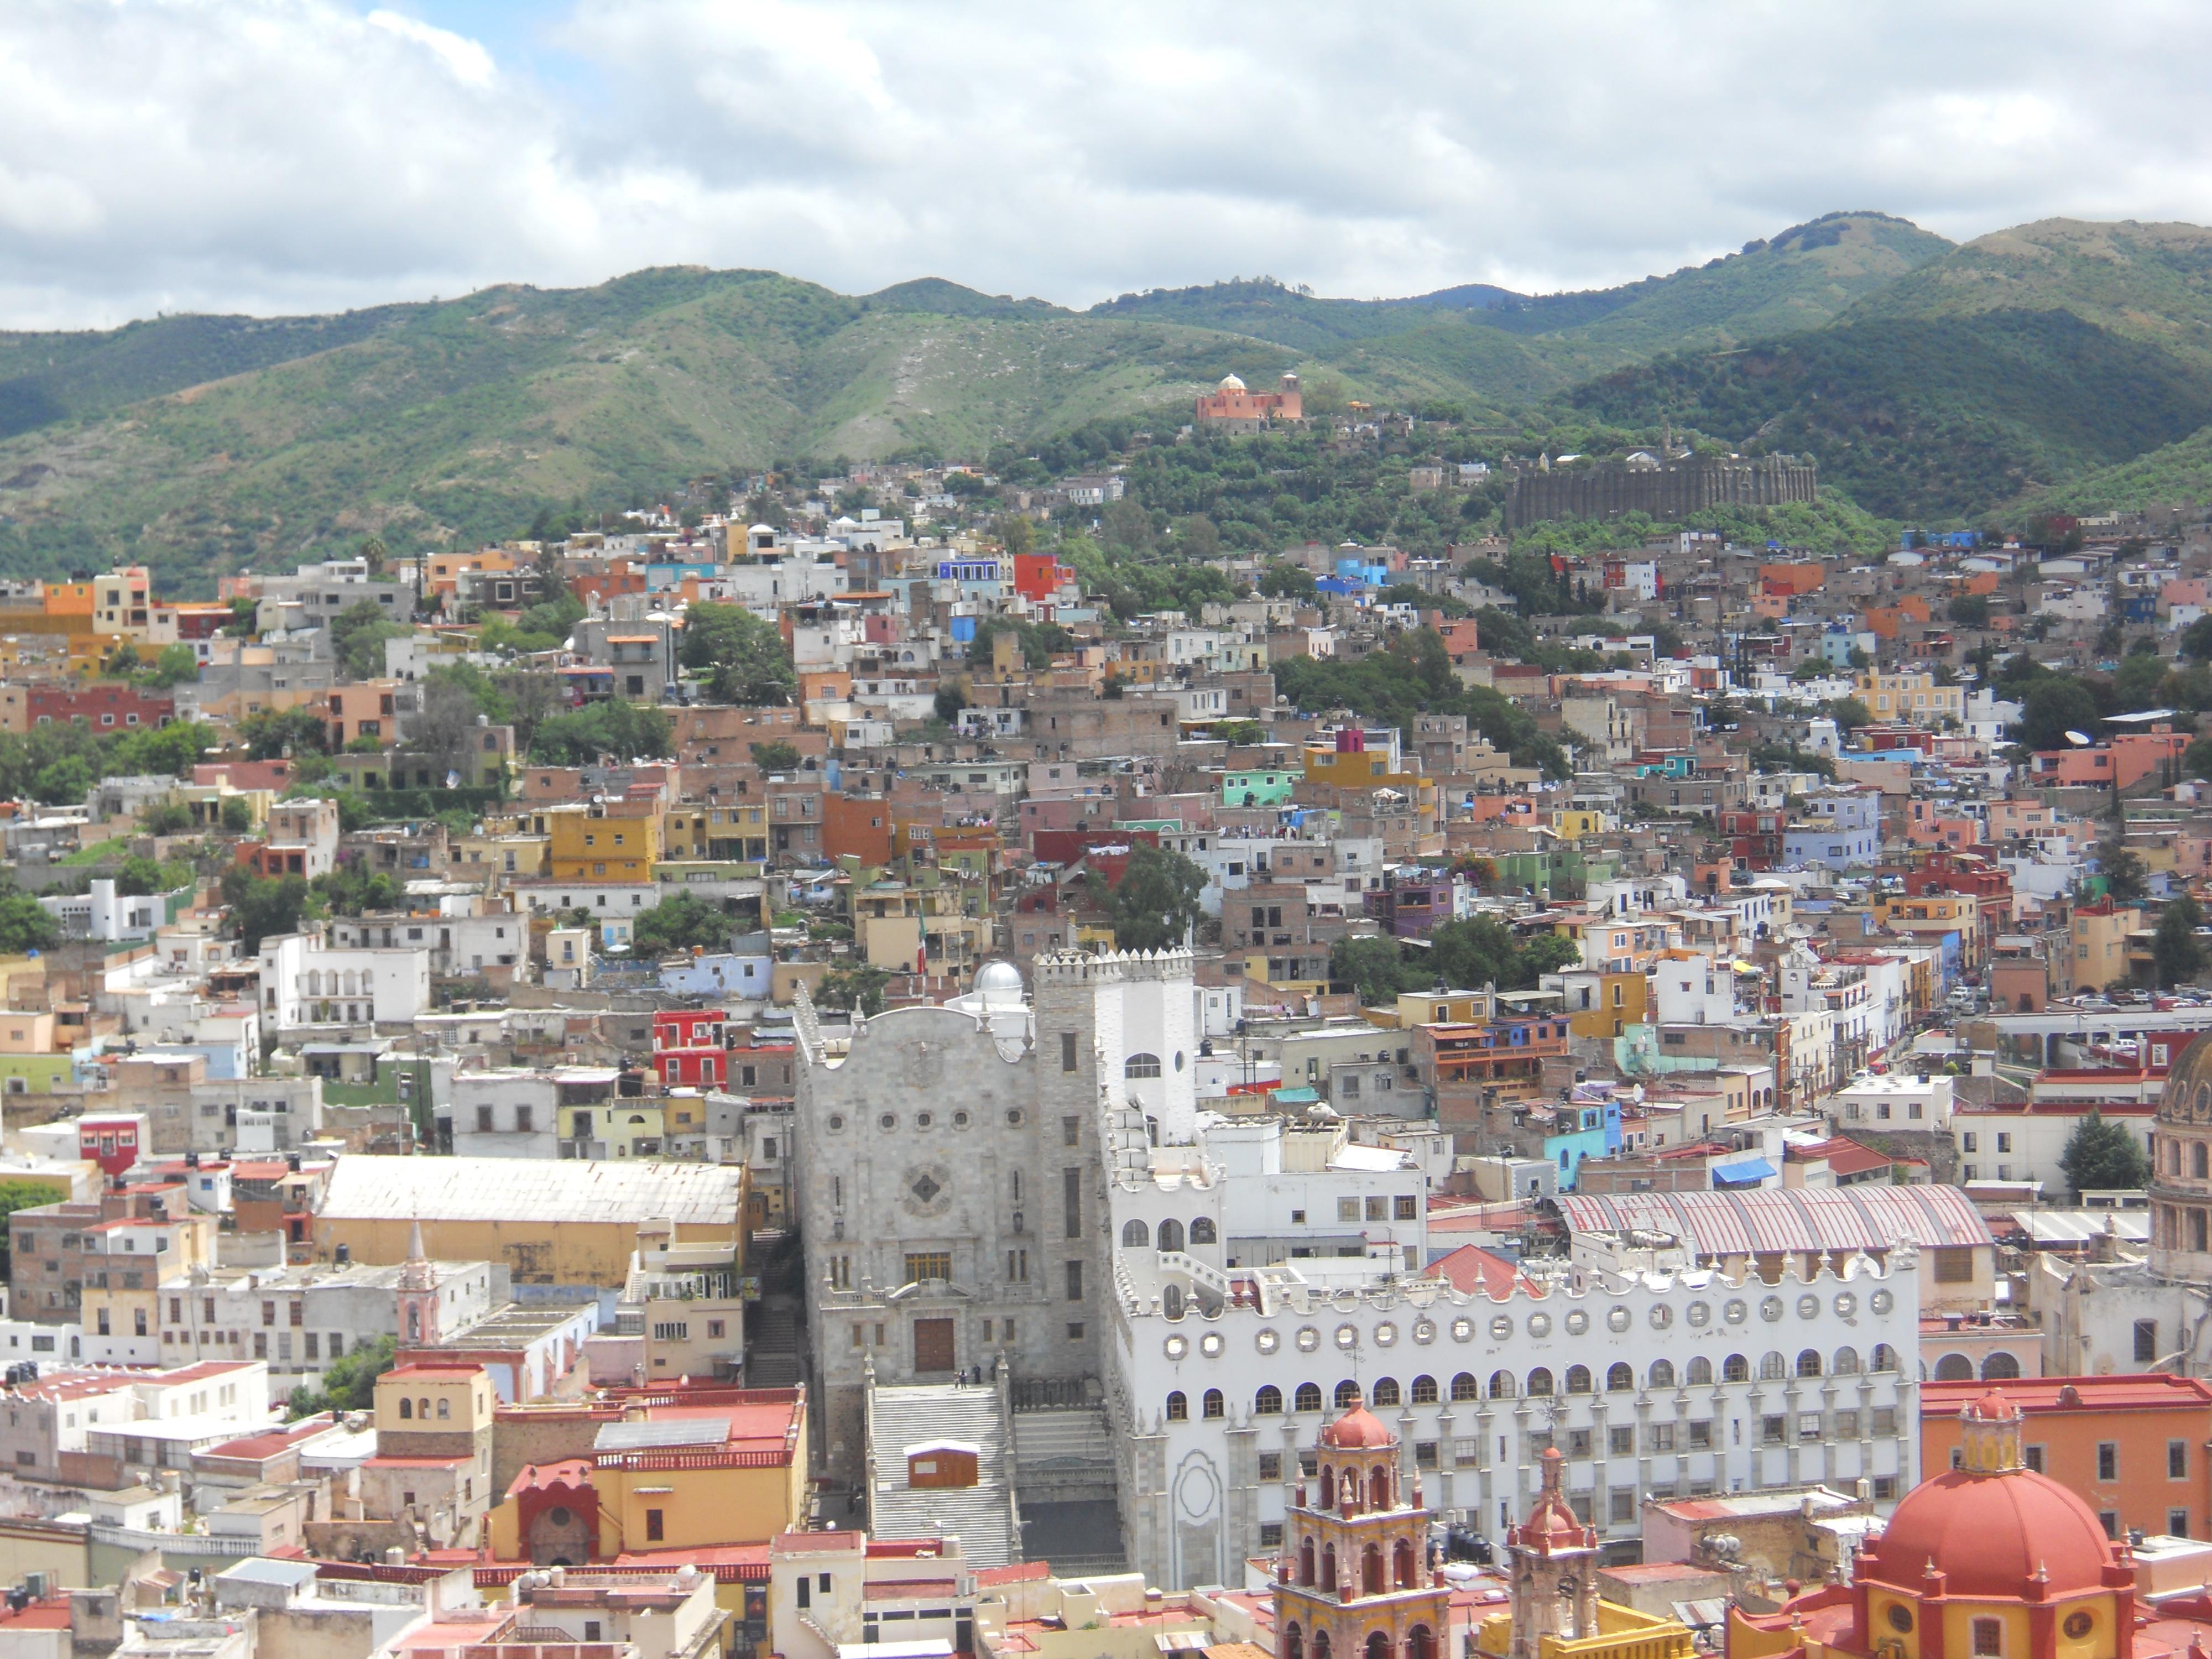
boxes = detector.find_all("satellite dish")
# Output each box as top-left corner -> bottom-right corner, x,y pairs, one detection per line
2064,730 -> 2093,747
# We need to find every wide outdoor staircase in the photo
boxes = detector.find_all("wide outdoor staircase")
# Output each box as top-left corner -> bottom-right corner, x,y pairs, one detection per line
1012,1400 -> 1126,1578
747,1300 -> 802,1388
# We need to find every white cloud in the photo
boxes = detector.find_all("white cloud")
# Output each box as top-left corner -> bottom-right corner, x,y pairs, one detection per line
3,0 -> 2212,326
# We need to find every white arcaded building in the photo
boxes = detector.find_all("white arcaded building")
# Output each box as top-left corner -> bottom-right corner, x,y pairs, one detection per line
1098,1097 -> 1924,1590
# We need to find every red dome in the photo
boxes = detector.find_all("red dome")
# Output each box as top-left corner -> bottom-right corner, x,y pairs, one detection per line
1319,1405 -> 1395,1450
1867,1465 -> 2116,1600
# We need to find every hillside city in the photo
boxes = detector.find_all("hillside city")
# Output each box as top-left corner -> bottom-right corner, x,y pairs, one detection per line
1,384 -> 2212,1659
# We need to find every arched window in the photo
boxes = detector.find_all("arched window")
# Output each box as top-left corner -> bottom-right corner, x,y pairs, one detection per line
1934,1353 -> 1975,1381
1648,1359 -> 1676,1389
1687,1357 -> 1713,1385
1982,1351 -> 2021,1381
1832,1347 -> 1861,1376
398,1397 -> 412,1419
1190,1217 -> 1218,1245
1796,1349 -> 1823,1378
1288,1625 -> 1305,1659
1296,1382 -> 1323,1412
1411,1374 -> 1439,1404
1361,1547 -> 1384,1599
1166,1391 -> 1188,1420
1488,1370 -> 1516,1399
1320,1468 -> 1336,1509
1202,1388 -> 1225,1418
1870,1343 -> 1899,1373
1450,1373 -> 1479,1402
1256,1385 -> 1284,1416
437,1397 -> 450,1419
1759,1352 -> 1787,1380
1366,1631 -> 1390,1659
418,1400 -> 430,1420
1320,1547 -> 1337,1595
1564,1364 -> 1592,1394
2195,1209 -> 2209,1254
1723,1354 -> 1749,1383
1300,1537 -> 1316,1585
1606,1362 -> 1634,1392
1527,1368 -> 1554,1396
1314,1632 -> 1331,1659
1394,1537 -> 1415,1588
1158,1219 -> 1186,1254
1371,1378 -> 1401,1407
1163,1284 -> 1185,1321
1125,1053 -> 1162,1079
1336,1380 -> 1363,1410
1369,1465 -> 1390,1510
1123,1219 -> 1150,1247
2195,1141 -> 2207,1180
1409,1625 -> 1434,1659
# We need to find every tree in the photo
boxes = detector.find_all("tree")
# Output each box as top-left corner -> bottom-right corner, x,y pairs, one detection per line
2116,649 -> 2169,711
109,718 -> 213,779
680,603 -> 796,705
31,756 -> 92,806
1828,697 -> 1872,734
1102,844 -> 1207,953
0,895 -> 58,956
1428,915 -> 1581,992
0,1181 -> 60,1275
286,1333 -> 398,1420
142,799 -> 192,836
330,600 -> 409,680
404,675 -> 491,785
750,740 -> 801,771
2017,678 -> 2103,752
815,963 -> 890,1016
1945,594 -> 1991,628
2100,845 -> 2150,905
528,700 -> 673,765
1258,565 -> 1319,601
241,706 -> 331,760
220,796 -> 253,834
632,894 -> 733,956
2058,1110 -> 2151,1196
2156,894 -> 2208,988
993,514 -> 1036,557
135,644 -> 201,688
1332,935 -> 1413,1006
219,867 -> 312,951
313,862 -> 401,916
113,854 -> 169,898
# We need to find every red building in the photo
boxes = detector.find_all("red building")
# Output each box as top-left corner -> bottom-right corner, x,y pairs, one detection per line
654,1009 -> 730,1088
1195,372 -> 1303,428
79,1114 -> 145,1178
1012,552 -> 1076,604
27,684 -> 173,731
1719,806 -> 1787,870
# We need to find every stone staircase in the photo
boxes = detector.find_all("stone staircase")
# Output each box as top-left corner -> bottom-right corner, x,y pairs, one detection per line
746,1298 -> 802,1388
1012,1405 -> 1125,1577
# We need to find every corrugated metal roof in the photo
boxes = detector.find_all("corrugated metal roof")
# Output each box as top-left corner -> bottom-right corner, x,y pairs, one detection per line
594,1418 -> 730,1453
318,1155 -> 743,1227
1557,1185 -> 1994,1255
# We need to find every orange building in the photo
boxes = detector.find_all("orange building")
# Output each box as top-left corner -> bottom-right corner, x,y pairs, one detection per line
822,794 -> 894,867
327,683 -> 400,749
1760,562 -> 1827,597
1196,372 -> 1303,428
1921,1375 -> 2212,1543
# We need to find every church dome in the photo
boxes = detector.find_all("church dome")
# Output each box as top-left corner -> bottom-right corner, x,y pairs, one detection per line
1865,1391 -> 2116,1601
2161,1030 -> 2212,1123
973,960 -> 1025,1005
1217,374 -> 1247,392
1318,1404 -> 1394,1450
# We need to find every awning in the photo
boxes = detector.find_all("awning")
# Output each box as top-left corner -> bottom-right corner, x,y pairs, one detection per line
1712,1157 -> 1776,1186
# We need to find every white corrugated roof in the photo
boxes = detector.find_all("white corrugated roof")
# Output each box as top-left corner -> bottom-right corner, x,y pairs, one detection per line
1557,1185 -> 1993,1254
317,1156 -> 743,1227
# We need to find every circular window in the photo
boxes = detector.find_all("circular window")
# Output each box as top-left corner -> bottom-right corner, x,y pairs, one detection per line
952,1110 -> 971,1129
1528,1313 -> 1551,1338
1724,1299 -> 1749,1325
549,1506 -> 573,1528
1376,1322 -> 1398,1347
1006,1109 -> 1024,1125
1490,1315 -> 1514,1340
1164,1335 -> 1188,1360
1296,1326 -> 1321,1353
827,1114 -> 845,1132
879,1113 -> 897,1131
1412,1319 -> 1437,1346
916,1112 -> 933,1129
1174,1052 -> 1185,1071
1335,1324 -> 1359,1350
1257,1329 -> 1281,1355
1566,1310 -> 1589,1335
1870,1288 -> 1894,1314
1797,1294 -> 1820,1320
2064,1613 -> 2094,1641
1834,1292 -> 1857,1319
1759,1296 -> 1785,1323
1607,1306 -> 1631,1333
1452,1318 -> 1474,1343
1886,1606 -> 1913,1635
1687,1301 -> 1712,1328
1201,1332 -> 1223,1357
1650,1304 -> 1674,1331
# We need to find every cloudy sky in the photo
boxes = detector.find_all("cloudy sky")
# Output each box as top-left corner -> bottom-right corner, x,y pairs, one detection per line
4,0 -> 2211,328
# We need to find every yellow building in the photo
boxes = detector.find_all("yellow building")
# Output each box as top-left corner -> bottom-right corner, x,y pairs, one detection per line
661,803 -> 769,863
1549,808 -> 1610,839
453,831 -> 552,880
1854,669 -> 1965,727
488,1391 -> 808,1562
549,804 -> 662,883
2056,902 -> 2141,998
1549,968 -> 1650,1042
1303,734 -> 1438,834
81,1207 -> 216,1357
1875,891 -> 1983,970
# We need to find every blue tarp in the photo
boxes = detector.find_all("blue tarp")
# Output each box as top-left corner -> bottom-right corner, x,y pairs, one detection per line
1712,1157 -> 1776,1186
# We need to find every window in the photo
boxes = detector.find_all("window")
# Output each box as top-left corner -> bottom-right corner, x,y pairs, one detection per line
1609,1426 -> 1634,1457
2098,1442 -> 2118,1481
904,1253 -> 951,1284
1338,1198 -> 1361,1223
1166,1391 -> 1188,1421
1061,1033 -> 1078,1072
1610,1488 -> 1636,1524
2173,1509 -> 2193,1538
2137,1319 -> 2161,1363
1649,1422 -> 1674,1452
2025,1443 -> 2045,1473
1125,1053 -> 1161,1079
1874,1406 -> 1897,1435
1064,1167 -> 1082,1237
1972,1619 -> 2001,1658
1567,1428 -> 1592,1458
1762,1415 -> 1786,1447
1256,1386 -> 1283,1416
645,1509 -> 664,1542
1259,1452 -> 1282,1481
2175,1441 -> 2191,1480
1835,1409 -> 1859,1439
1065,1260 -> 1083,1301
1062,1116 -> 1080,1147
1394,1194 -> 1417,1220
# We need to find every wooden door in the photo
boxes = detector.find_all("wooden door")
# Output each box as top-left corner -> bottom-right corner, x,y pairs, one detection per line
913,1318 -> 956,1374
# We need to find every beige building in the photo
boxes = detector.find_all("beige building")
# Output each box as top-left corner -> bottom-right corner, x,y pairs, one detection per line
2056,902 -> 2141,997
1854,669 -> 1965,727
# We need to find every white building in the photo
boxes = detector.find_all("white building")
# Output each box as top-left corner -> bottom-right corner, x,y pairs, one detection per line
257,931 -> 430,1035
1827,1072 -> 1955,1133
39,878 -> 168,943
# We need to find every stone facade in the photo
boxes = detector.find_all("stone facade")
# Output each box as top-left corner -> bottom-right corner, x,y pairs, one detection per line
1506,455 -> 1817,529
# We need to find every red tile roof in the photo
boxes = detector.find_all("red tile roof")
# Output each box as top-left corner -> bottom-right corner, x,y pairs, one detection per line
1420,1243 -> 1538,1299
